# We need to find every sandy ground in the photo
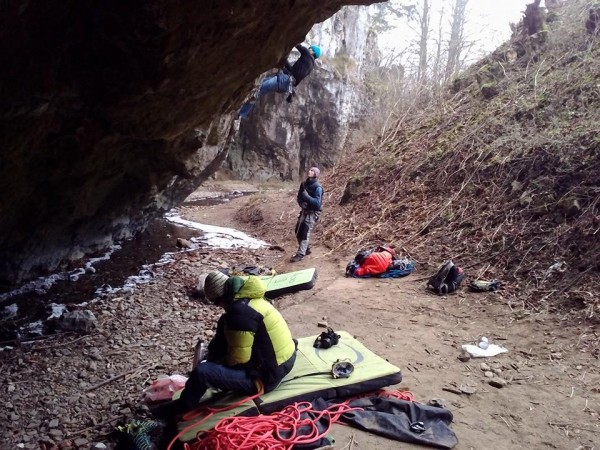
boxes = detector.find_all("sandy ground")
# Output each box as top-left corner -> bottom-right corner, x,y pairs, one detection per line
181,181 -> 600,450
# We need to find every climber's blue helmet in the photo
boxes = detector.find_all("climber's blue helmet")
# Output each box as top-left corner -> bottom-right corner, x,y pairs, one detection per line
310,45 -> 322,59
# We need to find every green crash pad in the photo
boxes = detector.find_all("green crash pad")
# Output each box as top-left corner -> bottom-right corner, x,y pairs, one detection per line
247,267 -> 317,299
176,331 -> 402,442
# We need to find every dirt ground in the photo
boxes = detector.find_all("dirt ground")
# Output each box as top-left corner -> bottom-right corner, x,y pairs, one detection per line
1,181 -> 598,450
181,181 -> 600,450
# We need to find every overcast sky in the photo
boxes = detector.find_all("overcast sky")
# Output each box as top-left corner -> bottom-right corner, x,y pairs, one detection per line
379,0 -> 536,64
469,0 -> 532,46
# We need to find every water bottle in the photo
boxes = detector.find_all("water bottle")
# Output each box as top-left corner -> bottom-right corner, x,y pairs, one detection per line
478,336 -> 489,350
195,341 -> 208,363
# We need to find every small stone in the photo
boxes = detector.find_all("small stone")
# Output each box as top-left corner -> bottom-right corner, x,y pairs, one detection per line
93,444 -> 108,450
484,371 -> 494,378
10,413 -> 19,421
479,362 -> 490,371
489,378 -> 507,388
491,368 -> 502,375
49,429 -> 63,438
317,321 -> 328,328
49,419 -> 59,428
458,351 -> 471,362
74,438 -> 89,447
427,398 -> 446,408
460,385 -> 477,395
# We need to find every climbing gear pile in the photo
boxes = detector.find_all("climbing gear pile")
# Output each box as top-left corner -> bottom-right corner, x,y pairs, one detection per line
313,327 -> 341,349
165,386 -> 418,450
116,419 -> 164,450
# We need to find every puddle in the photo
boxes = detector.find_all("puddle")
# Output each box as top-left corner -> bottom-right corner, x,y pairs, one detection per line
0,192 -> 266,343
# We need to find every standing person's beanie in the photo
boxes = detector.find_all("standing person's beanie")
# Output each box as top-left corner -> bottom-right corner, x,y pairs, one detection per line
203,271 -> 229,300
310,167 -> 320,177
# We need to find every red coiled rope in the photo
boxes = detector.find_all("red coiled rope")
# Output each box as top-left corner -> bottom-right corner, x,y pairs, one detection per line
167,388 -> 416,450
377,389 -> 416,402
186,400 -> 362,450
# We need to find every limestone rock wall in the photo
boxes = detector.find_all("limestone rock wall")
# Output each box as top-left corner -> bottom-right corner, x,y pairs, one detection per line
226,6 -> 381,181
0,0 -> 377,285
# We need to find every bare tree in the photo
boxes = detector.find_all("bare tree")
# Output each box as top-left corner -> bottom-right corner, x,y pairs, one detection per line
417,0 -> 431,83
444,0 -> 469,81
431,3 -> 446,86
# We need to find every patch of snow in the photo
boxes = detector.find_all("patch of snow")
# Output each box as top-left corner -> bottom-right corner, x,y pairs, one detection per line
0,245 -> 120,301
2,303 -> 18,320
48,303 -> 67,320
19,320 -> 44,337
165,210 -> 268,249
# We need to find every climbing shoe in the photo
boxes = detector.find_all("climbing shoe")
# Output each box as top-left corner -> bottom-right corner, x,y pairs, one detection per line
468,279 -> 502,292
290,254 -> 304,263
313,327 -> 341,349
149,399 -> 188,421
305,248 -> 312,255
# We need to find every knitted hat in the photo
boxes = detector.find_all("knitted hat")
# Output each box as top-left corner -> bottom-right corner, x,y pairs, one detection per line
203,271 -> 229,301
309,167 -> 320,177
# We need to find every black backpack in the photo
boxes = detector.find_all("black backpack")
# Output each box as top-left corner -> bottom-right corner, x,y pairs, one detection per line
428,260 -> 465,295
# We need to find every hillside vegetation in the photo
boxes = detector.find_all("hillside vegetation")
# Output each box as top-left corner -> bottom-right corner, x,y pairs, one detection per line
320,0 -> 599,317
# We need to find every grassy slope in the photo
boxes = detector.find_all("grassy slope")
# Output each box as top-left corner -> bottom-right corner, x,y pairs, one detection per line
319,0 -> 599,315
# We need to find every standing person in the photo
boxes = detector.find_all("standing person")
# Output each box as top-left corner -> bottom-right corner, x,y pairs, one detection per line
239,44 -> 322,118
291,167 -> 323,262
152,271 -> 297,419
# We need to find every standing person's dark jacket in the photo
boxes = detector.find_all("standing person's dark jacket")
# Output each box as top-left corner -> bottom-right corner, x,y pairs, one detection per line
285,45 -> 315,86
297,177 -> 323,211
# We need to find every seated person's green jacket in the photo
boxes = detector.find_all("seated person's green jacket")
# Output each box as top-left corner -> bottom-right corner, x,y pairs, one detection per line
207,275 -> 296,391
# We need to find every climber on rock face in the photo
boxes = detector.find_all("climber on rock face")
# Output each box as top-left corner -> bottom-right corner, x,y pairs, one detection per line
239,44 -> 322,118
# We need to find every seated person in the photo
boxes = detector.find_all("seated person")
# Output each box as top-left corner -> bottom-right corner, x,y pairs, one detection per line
349,247 -> 395,277
153,271 -> 297,419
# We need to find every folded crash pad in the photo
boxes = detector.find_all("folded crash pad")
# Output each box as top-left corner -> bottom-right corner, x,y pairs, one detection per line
259,267 -> 318,299
176,331 -> 402,442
